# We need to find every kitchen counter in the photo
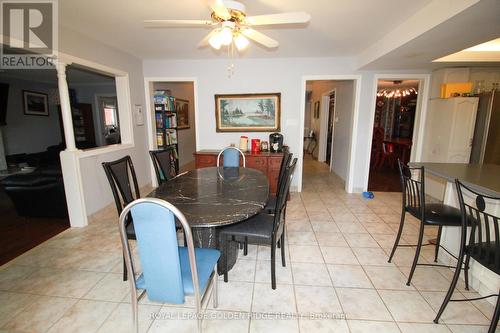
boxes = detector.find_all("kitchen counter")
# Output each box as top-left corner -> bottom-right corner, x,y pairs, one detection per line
410,163 -> 500,196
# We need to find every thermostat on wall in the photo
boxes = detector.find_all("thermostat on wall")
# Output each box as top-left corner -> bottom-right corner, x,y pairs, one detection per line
135,104 -> 144,126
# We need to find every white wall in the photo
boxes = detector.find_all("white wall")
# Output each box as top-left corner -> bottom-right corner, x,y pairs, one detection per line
143,57 -> 428,191
152,82 -> 197,168
0,76 -> 62,155
307,80 -> 336,159
60,28 -> 149,216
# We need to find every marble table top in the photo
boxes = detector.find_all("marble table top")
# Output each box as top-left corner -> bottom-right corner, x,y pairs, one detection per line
410,163 -> 500,197
148,167 -> 269,228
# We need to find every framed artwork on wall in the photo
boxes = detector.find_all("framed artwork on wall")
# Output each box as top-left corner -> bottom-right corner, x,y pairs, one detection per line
23,90 -> 49,116
175,98 -> 190,129
215,93 -> 281,132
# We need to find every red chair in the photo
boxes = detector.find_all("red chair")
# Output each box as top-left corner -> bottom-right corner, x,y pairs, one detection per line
371,127 -> 396,169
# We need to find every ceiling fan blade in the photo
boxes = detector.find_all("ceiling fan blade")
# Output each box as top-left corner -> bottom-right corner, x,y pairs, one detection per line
144,20 -> 214,28
198,30 -> 217,47
246,12 -> 311,26
209,0 -> 231,20
241,28 -> 279,48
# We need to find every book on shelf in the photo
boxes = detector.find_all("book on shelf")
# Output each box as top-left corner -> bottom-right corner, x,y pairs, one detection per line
165,113 -> 177,128
155,113 -> 163,128
156,132 -> 164,147
165,129 -> 177,145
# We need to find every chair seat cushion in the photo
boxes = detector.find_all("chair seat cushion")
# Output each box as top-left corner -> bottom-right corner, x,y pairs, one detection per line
407,203 -> 462,226
136,247 -> 220,295
219,213 -> 274,239
466,243 -> 500,275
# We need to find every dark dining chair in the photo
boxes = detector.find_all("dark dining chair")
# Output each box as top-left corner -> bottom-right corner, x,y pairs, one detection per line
265,147 -> 292,214
433,180 -> 499,333
388,160 -> 467,286
220,158 -> 297,289
149,147 -> 179,185
102,155 -> 140,281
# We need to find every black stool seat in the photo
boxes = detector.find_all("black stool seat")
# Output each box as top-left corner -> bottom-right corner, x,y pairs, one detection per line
220,213 -> 274,240
466,243 -> 500,275
407,203 -> 462,226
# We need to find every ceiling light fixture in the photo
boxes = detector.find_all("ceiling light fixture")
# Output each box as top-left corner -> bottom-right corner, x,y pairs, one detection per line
234,33 -> 249,51
377,85 -> 418,99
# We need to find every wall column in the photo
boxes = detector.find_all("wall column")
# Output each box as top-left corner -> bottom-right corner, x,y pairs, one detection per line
56,61 -> 88,227
56,62 -> 77,151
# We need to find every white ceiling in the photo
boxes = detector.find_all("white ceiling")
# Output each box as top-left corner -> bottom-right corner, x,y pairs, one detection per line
58,0 -> 433,59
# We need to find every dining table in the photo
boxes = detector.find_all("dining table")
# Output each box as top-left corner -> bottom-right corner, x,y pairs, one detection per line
147,166 -> 269,274
383,137 -> 412,164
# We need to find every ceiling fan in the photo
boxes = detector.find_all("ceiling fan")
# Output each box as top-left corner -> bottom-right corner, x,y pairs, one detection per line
144,0 -> 311,51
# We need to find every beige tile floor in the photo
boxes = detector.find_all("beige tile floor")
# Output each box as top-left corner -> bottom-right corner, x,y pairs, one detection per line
0,156 -> 497,333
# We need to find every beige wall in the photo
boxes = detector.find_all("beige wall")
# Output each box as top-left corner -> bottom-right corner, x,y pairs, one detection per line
305,80 -> 355,181
153,82 -> 197,169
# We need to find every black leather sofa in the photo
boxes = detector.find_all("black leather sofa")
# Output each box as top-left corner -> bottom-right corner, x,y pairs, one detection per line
1,144 -> 68,218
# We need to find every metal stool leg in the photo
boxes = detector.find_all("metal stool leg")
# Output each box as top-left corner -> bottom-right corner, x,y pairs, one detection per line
487,291 -> 500,333
434,225 -> 467,323
388,208 -> 406,263
434,225 -> 442,262
406,221 -> 425,286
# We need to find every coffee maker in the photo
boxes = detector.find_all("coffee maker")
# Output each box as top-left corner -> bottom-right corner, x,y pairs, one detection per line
269,133 -> 283,152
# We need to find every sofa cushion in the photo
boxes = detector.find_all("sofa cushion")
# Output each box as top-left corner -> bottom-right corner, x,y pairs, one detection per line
1,174 -> 57,187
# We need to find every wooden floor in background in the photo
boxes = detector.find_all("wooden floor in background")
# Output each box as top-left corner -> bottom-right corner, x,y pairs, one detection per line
368,167 -> 402,192
0,185 -> 70,265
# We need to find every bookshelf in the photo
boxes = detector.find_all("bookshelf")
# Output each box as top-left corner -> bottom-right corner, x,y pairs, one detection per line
154,91 -> 179,171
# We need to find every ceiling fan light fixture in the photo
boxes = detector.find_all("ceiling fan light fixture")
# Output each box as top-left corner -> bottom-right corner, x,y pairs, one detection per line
208,31 -> 222,50
219,26 -> 233,45
234,33 -> 249,50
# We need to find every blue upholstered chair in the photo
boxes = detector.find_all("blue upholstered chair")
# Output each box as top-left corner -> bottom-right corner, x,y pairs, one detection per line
216,146 -> 246,168
119,198 -> 220,333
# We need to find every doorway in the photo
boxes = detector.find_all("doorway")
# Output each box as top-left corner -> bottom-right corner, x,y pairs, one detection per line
144,79 -> 198,185
368,79 -> 419,192
302,80 -> 356,188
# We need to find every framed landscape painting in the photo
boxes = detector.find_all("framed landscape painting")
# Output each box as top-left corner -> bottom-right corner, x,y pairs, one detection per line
215,93 -> 280,132
23,90 -> 49,116
175,98 -> 190,129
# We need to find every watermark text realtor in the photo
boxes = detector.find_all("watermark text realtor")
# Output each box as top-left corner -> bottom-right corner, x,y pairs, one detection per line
0,0 -> 58,69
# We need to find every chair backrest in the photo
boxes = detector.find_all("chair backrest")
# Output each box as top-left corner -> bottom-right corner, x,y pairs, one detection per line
397,160 -> 425,217
276,148 -> 292,197
102,155 -> 140,215
373,127 -> 385,152
217,147 -> 246,168
455,180 -> 500,271
149,148 -> 179,185
272,158 -> 297,233
118,198 -> 201,305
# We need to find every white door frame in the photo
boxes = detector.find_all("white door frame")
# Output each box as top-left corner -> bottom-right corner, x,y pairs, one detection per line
299,75 -> 362,193
362,73 -> 431,191
143,77 -> 199,187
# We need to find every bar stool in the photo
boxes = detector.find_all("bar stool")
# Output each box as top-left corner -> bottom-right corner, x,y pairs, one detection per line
388,160 -> 467,286
433,180 -> 499,333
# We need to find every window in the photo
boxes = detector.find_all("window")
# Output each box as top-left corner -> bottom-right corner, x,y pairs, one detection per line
65,65 -> 120,148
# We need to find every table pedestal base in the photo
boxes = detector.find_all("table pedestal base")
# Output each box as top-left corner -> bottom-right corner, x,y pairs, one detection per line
192,227 -> 238,275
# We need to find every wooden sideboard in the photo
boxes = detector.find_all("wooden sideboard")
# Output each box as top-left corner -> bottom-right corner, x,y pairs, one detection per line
193,150 -> 284,195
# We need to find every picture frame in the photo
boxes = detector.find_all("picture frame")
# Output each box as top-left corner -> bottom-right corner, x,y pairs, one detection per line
23,90 -> 49,116
175,98 -> 190,130
314,101 -> 320,119
215,93 -> 281,132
